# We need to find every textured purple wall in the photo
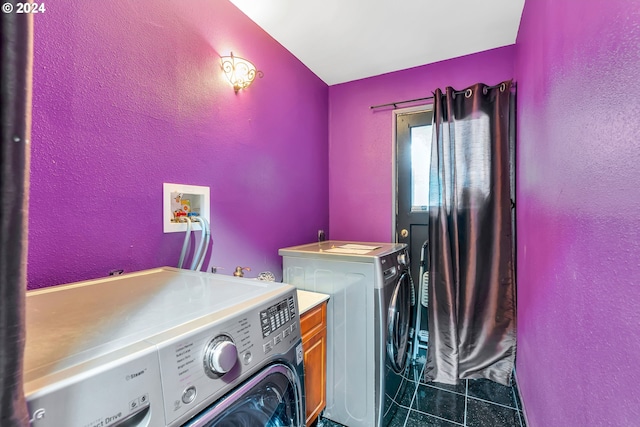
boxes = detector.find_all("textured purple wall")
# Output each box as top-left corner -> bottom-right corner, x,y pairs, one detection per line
29,0 -> 328,288
328,47 -> 515,241
515,1 -> 640,426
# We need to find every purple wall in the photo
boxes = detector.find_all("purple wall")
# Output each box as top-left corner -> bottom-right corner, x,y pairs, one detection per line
515,1 -> 640,426
29,0 -> 328,288
328,47 -> 515,241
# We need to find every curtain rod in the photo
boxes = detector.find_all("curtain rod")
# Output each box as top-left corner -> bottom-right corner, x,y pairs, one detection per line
369,82 -> 517,110
369,95 -> 434,110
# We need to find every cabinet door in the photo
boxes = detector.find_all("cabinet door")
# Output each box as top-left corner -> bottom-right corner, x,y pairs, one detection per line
301,302 -> 327,426
303,328 -> 326,425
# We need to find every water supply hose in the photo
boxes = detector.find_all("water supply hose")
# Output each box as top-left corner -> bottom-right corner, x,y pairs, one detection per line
178,217 -> 192,269
194,217 -> 211,271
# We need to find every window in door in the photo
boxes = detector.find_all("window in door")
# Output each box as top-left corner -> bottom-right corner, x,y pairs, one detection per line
410,125 -> 432,211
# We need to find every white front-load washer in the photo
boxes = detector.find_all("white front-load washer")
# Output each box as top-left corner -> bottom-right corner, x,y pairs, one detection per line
279,241 -> 414,427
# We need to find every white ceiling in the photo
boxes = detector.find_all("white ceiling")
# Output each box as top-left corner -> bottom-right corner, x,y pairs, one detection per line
228,0 -> 525,85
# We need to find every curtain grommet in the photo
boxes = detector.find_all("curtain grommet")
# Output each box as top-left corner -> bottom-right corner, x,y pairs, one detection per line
500,83 -> 506,92
465,89 -> 473,98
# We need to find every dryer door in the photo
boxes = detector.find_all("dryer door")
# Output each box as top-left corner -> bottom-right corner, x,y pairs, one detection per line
183,363 -> 303,427
387,271 -> 413,373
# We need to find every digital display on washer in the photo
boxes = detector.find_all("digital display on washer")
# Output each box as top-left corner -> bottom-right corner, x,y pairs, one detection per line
260,296 -> 296,338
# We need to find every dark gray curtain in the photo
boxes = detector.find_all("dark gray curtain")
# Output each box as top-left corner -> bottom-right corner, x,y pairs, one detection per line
1,5 -> 32,426
424,81 -> 516,386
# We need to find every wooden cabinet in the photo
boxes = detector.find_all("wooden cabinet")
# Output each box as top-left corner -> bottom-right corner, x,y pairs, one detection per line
300,301 -> 327,426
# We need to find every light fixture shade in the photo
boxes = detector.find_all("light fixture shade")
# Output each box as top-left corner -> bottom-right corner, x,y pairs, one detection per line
220,52 -> 262,92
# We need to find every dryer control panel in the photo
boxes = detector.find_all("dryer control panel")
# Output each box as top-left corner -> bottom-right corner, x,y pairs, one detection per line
381,248 -> 410,285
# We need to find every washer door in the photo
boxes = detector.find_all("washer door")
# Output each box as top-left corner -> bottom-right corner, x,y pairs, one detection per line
183,364 -> 303,427
386,271 -> 413,373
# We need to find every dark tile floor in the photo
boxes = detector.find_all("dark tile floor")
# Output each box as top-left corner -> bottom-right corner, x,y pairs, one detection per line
317,359 -> 526,427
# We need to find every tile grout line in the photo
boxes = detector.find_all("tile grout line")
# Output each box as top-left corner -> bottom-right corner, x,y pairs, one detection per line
403,361 -> 426,427
409,408 -> 465,426
399,365 -> 413,427
401,386 -> 414,427
412,362 -> 523,427
401,407 -> 411,427
413,361 -> 525,427
400,364 -> 417,427
389,362 -> 414,410
419,378 -> 524,423
463,379 -> 468,427
466,394 -> 520,412
422,382 -> 466,397
402,368 -> 424,427
385,361 -> 419,424
510,383 -> 521,411
512,386 -> 524,427
402,361 -> 466,427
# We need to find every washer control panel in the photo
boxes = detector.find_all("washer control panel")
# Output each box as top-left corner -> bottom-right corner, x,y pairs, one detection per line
260,296 -> 296,338
156,288 -> 301,426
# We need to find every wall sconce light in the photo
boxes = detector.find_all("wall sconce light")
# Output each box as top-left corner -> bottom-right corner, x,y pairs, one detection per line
220,52 -> 263,93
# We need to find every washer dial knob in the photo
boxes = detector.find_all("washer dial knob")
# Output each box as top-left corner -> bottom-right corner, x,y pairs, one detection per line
204,336 -> 238,377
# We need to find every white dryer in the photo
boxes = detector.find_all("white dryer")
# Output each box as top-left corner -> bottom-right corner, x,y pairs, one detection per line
279,241 -> 414,427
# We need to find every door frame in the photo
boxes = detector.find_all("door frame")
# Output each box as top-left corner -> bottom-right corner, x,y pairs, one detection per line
391,104 -> 434,242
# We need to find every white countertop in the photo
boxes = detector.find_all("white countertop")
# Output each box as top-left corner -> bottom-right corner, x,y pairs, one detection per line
297,289 -> 330,315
